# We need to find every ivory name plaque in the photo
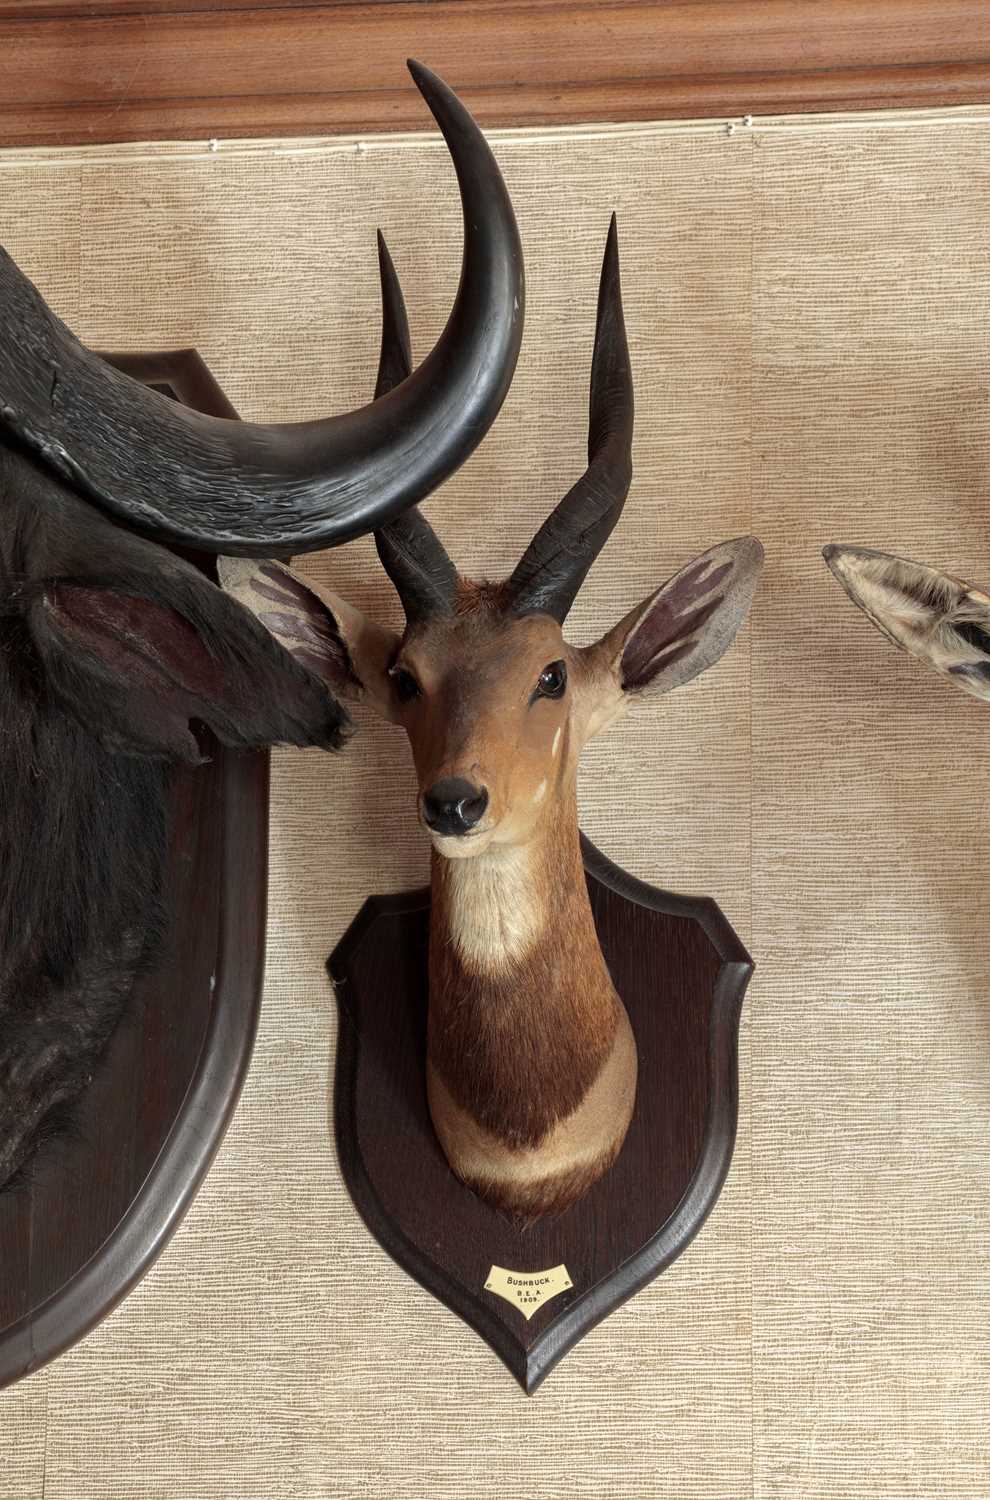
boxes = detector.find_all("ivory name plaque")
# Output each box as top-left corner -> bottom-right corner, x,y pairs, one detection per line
484,1265 -> 573,1321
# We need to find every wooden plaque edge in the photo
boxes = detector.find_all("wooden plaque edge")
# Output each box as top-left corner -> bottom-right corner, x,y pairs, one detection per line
330,834 -> 754,1395
0,350 -> 268,1390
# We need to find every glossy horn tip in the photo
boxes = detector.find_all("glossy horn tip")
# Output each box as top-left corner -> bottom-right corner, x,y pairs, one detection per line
407,59 -> 453,113
605,210 -> 619,263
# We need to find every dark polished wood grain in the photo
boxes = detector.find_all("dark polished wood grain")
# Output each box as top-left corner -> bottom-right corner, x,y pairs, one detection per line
330,834 -> 753,1393
0,1 -> 987,148
0,353 -> 269,1391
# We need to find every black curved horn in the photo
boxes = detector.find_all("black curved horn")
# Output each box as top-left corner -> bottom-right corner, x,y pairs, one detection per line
0,61 -> 524,559
507,214 -> 632,622
372,232 -> 459,622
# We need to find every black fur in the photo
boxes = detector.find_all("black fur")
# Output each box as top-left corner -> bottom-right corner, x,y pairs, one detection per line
0,442 -> 347,1188
954,620 -> 990,657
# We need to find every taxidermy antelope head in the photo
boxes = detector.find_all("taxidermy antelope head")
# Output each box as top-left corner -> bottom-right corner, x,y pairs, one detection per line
0,62 -> 523,1187
823,545 -> 990,700
227,213 -> 763,1219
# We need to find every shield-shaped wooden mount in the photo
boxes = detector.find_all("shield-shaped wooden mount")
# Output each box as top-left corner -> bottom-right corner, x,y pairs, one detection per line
0,353 -> 268,1389
330,836 -> 753,1393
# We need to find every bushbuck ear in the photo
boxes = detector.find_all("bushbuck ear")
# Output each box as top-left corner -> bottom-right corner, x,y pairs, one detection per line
217,557 -> 401,719
576,537 -> 762,741
28,568 -> 349,763
824,544 -> 990,701
597,534 -> 763,694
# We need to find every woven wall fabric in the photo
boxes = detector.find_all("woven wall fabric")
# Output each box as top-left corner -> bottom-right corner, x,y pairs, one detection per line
1,113 -> 988,1498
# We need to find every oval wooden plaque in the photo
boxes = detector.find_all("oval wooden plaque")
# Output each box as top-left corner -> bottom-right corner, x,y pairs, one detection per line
0,352 -> 269,1390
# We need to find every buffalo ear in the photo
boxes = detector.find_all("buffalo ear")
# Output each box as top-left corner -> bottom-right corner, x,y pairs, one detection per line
218,558 -> 401,720
29,570 -> 350,762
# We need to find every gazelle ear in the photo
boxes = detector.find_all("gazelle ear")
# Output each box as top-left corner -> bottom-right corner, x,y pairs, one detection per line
217,558 -> 401,718
824,544 -> 990,701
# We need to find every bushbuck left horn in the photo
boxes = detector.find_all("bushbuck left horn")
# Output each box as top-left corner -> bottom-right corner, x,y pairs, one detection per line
372,232 -> 460,623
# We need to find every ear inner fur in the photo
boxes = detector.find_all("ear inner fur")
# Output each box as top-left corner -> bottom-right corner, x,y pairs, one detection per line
615,538 -> 762,697
622,593 -> 726,690
218,556 -> 363,693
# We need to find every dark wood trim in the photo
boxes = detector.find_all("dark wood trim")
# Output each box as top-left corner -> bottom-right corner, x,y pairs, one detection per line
330,833 -> 753,1393
0,1 -> 987,149
0,353 -> 269,1391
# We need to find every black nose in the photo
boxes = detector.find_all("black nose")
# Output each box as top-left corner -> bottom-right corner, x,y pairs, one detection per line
422,778 -> 489,836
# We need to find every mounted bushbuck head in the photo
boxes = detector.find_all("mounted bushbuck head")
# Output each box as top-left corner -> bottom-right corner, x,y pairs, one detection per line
226,218 -> 764,1217
0,61 -> 524,1188
824,545 -> 990,701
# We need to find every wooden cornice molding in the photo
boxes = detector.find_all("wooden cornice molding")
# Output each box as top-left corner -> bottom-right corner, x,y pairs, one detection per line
0,1 -> 988,150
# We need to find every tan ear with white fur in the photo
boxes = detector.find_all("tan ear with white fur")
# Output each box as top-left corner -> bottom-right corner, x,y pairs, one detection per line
823,544 -> 990,701
217,558 -> 401,718
578,536 -> 763,738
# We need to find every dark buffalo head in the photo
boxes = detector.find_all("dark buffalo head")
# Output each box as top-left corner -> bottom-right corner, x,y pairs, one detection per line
0,62 -> 524,1186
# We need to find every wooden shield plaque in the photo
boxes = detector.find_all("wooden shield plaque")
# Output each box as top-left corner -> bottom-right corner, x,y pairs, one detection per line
0,352 -> 268,1389
330,835 -> 753,1393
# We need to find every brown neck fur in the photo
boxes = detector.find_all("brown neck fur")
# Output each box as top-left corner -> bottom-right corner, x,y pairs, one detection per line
427,794 -> 621,1151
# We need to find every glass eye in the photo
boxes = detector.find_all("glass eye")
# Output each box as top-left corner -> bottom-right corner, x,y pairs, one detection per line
389,665 -> 421,704
536,660 -> 567,700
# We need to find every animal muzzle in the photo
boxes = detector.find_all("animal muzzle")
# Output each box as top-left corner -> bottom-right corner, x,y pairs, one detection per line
421,778 -> 489,837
